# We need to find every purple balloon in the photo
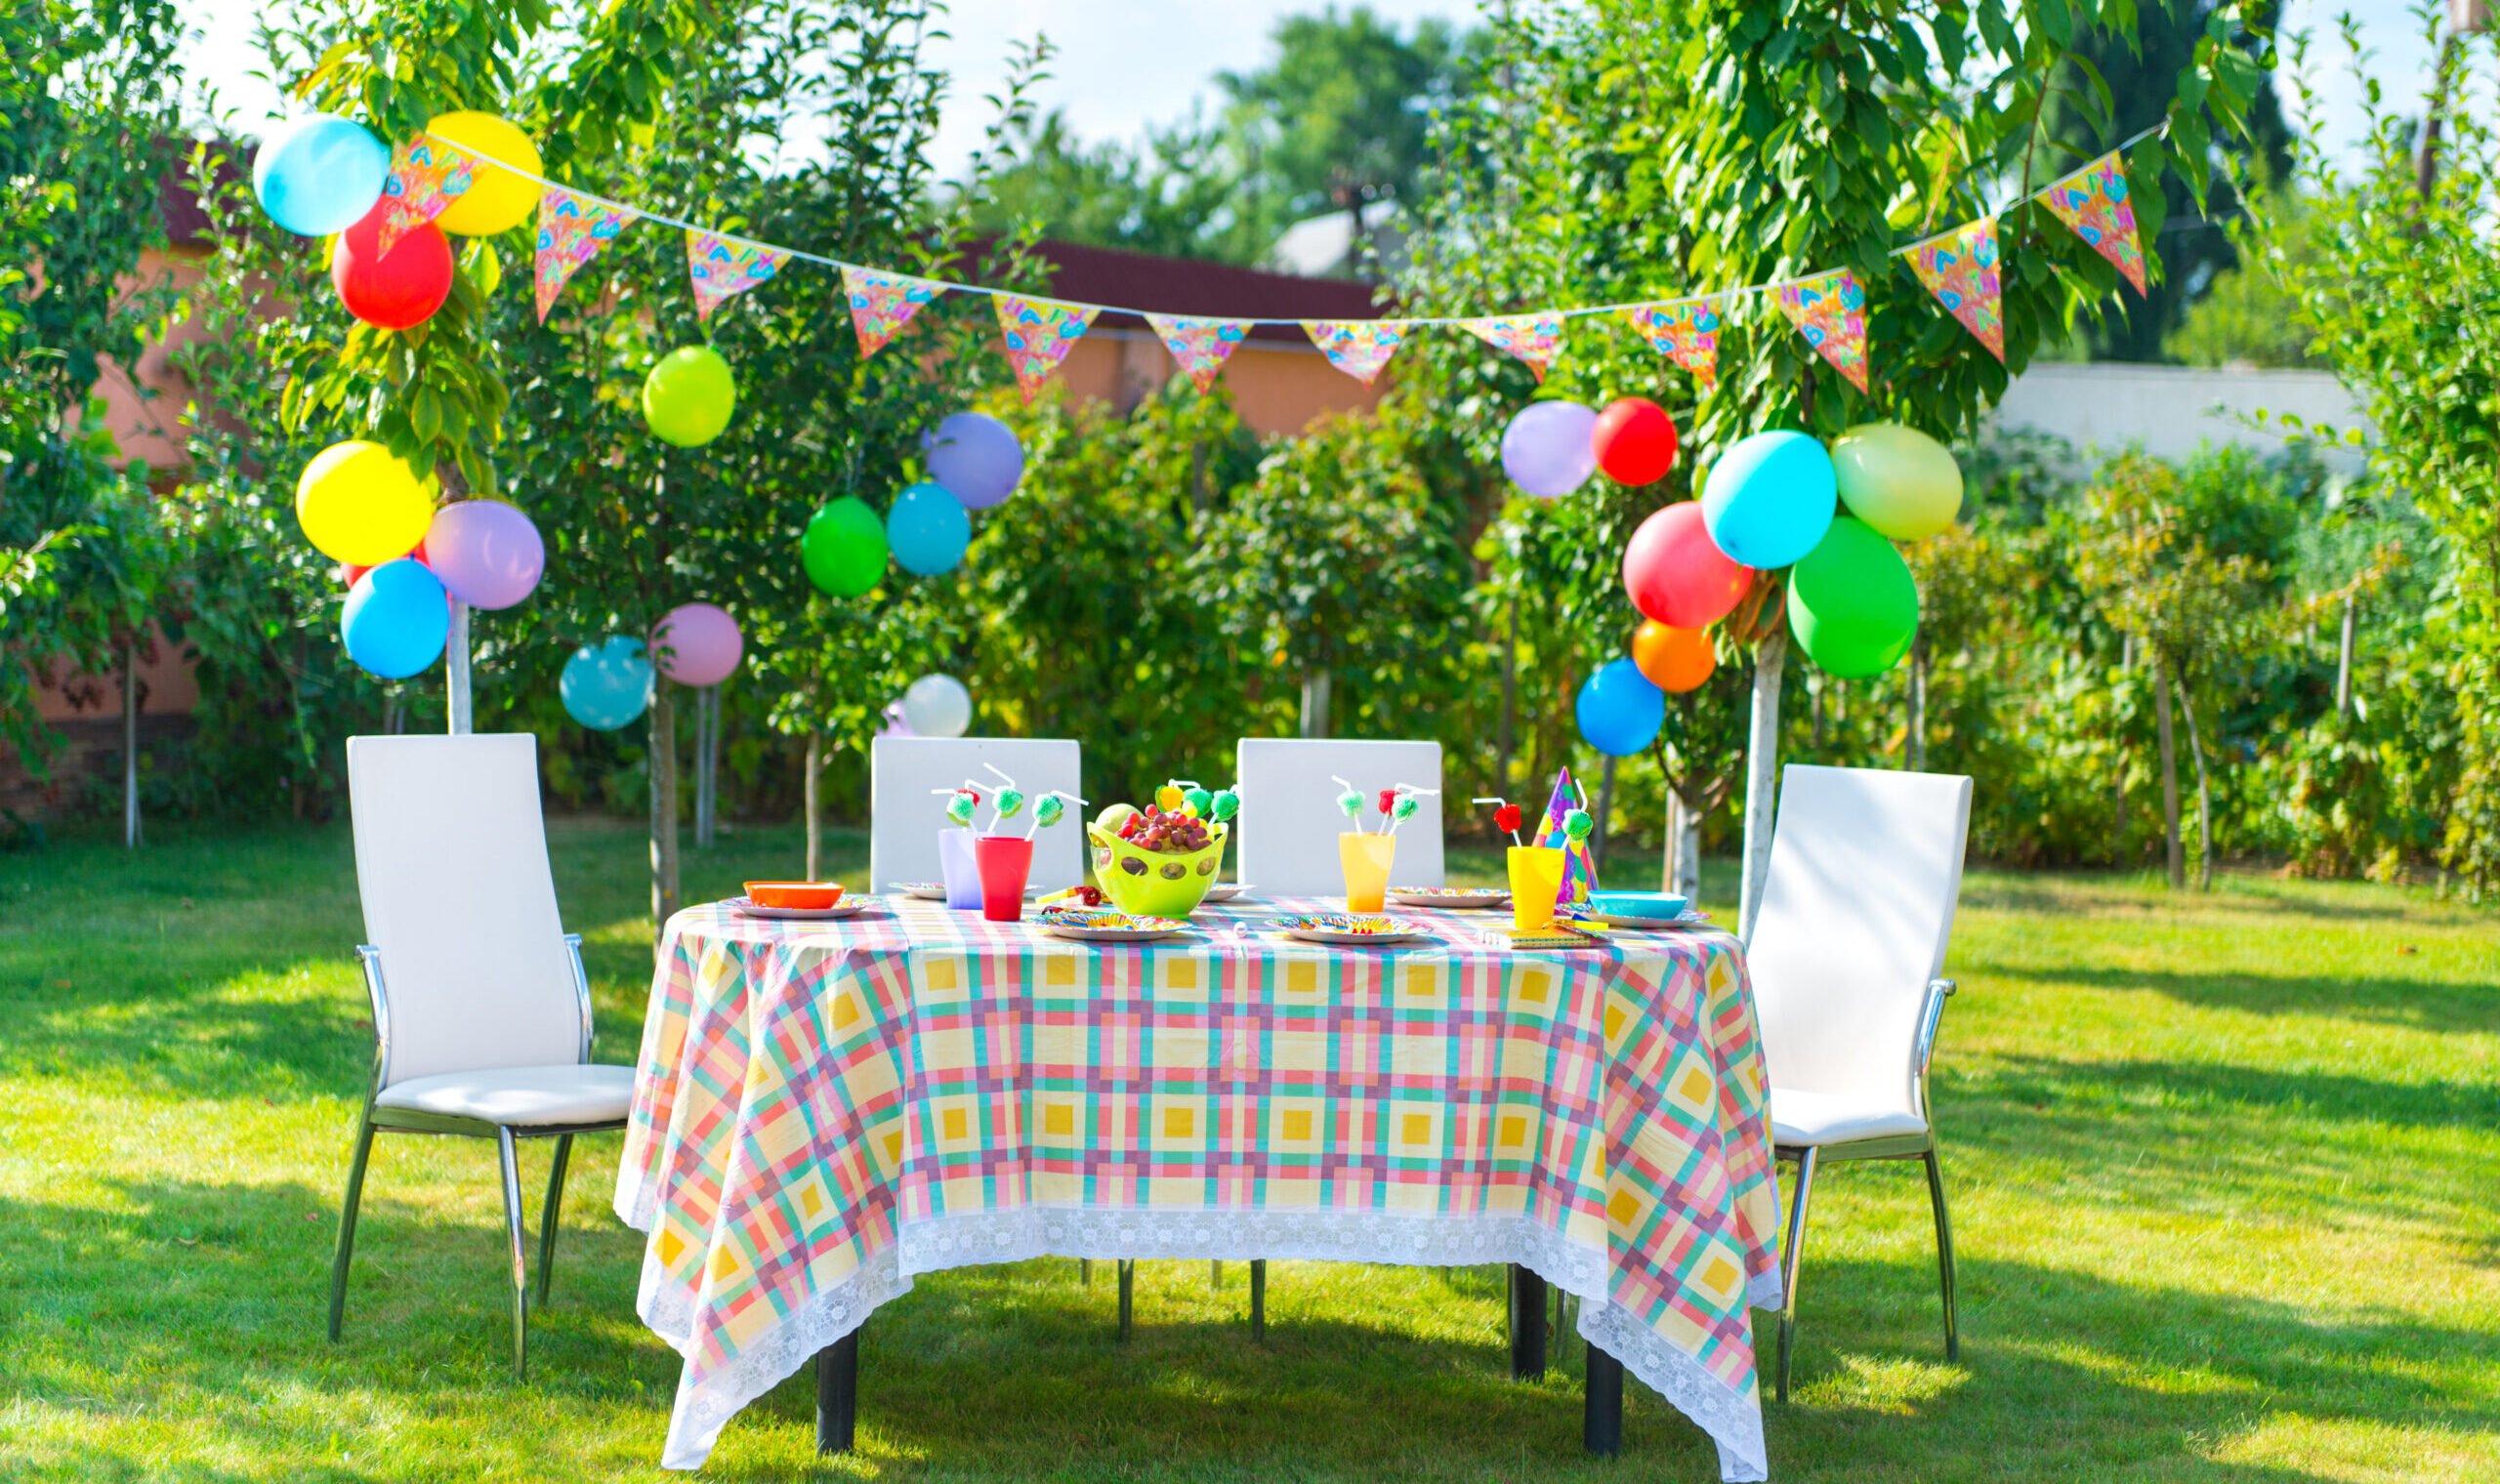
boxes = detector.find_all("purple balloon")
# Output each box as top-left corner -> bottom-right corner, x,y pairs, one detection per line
426,500 -> 545,610
649,601 -> 743,686
1501,400 -> 1600,499
923,411 -> 1024,510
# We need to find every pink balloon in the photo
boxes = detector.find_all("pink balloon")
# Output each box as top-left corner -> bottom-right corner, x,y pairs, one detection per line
650,601 -> 742,686
426,500 -> 544,610
1623,500 -> 1753,629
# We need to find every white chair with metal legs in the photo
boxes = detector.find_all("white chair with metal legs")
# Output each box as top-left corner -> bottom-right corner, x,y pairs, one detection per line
330,733 -> 635,1378
1232,738 -> 1446,895
1743,763 -> 1974,1401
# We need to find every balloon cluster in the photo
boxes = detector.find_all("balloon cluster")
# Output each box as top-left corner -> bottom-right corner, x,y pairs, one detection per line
254,111 -> 540,334
1501,395 -> 1681,499
800,413 -> 1026,598
1583,422 -> 1963,757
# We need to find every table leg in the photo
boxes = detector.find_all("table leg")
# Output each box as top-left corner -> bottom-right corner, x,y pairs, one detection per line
815,1329 -> 858,1455
1117,1258 -> 1135,1341
1250,1258 -> 1267,1342
1584,1341 -> 1623,1456
1509,1264 -> 1547,1381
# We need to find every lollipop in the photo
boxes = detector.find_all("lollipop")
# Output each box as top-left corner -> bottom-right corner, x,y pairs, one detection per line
1209,789 -> 1241,822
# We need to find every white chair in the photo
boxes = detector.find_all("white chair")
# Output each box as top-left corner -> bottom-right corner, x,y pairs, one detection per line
331,733 -> 634,1378
1743,763 -> 1974,1401
1232,738 -> 1444,896
869,737 -> 1085,894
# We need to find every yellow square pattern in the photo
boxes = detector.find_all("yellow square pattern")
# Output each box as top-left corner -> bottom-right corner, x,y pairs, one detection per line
1150,1094 -> 1207,1153
1284,960 -> 1320,995
1043,1101 -> 1076,1137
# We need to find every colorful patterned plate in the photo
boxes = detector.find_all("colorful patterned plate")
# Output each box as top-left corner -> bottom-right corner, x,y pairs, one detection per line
1591,911 -> 1699,930
729,896 -> 881,921
1388,886 -> 1511,909
888,882 -> 948,901
1037,910 -> 1189,942
1200,883 -> 1256,902
1272,913 -> 1436,947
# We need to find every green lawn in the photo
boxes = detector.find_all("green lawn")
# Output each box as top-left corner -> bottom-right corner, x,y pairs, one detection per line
2,818 -> 2495,1481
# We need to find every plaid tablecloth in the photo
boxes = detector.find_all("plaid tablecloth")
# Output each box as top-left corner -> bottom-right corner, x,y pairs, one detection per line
614,895 -> 1783,1479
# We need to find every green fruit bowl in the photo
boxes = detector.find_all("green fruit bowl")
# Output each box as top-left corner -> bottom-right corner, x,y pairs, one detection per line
1087,822 -> 1229,918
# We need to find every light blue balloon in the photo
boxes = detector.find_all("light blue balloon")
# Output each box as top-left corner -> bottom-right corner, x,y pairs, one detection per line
561,636 -> 655,731
340,559 -> 449,680
1575,657 -> 1666,757
887,480 -> 970,576
1700,430 -> 1837,569
253,113 -> 390,237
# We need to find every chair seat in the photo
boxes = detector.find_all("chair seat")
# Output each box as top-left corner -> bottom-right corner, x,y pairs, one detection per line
1769,1087 -> 1930,1148
377,1064 -> 635,1127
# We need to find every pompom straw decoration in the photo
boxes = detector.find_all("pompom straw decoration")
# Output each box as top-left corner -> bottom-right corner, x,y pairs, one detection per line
981,762 -> 1024,831
1474,796 -> 1524,847
1388,782 -> 1439,836
1025,790 -> 1087,840
934,784 -> 980,827
1331,775 -> 1367,832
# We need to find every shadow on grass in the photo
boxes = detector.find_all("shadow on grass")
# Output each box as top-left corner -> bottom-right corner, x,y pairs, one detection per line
1979,961 -> 2500,1035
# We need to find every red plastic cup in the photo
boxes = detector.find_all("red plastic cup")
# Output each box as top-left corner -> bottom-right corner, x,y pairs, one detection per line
975,834 -> 1033,922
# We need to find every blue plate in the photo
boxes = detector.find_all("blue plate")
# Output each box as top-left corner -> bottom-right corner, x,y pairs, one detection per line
1589,890 -> 1688,920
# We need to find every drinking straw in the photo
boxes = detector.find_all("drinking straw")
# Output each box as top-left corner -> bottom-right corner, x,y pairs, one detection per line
1331,775 -> 1367,833
1387,783 -> 1440,837
1473,796 -> 1521,847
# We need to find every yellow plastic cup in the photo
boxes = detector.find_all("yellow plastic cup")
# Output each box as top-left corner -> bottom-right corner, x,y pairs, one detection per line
1339,831 -> 1397,913
1508,846 -> 1566,930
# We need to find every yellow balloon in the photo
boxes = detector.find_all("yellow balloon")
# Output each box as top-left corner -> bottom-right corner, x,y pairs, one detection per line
426,111 -> 542,236
1831,423 -> 1964,541
297,441 -> 436,565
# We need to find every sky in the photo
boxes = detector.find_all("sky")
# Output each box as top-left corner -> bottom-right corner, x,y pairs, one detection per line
176,0 -> 2447,180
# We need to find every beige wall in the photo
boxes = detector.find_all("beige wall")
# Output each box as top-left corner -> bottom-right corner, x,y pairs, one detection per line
1052,327 -> 1381,435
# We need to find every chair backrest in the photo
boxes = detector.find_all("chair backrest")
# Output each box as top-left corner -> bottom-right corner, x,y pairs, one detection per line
1744,763 -> 1972,1114
346,733 -> 583,1090
869,737 -> 1086,893
1233,738 -> 1445,896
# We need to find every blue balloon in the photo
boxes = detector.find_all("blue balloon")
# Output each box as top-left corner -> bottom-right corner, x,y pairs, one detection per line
887,480 -> 970,575
253,113 -> 390,237
341,558 -> 449,680
1700,430 -> 1837,569
1576,657 -> 1666,757
561,636 -> 655,731
923,412 -> 1024,510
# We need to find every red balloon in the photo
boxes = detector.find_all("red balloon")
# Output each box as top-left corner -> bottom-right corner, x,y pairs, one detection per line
1592,397 -> 1680,485
1623,501 -> 1752,628
331,200 -> 452,330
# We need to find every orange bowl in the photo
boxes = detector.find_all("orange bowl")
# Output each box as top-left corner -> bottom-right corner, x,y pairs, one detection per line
744,881 -> 844,909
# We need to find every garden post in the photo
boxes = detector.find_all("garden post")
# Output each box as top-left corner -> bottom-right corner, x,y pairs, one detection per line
1738,629 -> 1786,939
446,601 -> 472,734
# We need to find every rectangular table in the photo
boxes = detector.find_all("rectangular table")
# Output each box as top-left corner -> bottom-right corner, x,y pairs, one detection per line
615,895 -> 1783,1479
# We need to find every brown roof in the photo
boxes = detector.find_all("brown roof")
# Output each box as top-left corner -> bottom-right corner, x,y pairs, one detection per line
1029,238 -> 1392,343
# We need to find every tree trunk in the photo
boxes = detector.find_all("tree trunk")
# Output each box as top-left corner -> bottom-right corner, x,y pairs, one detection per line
1738,629 -> 1786,939
2336,592 -> 2357,721
446,600 -> 472,734
2154,656 -> 2184,889
1662,792 -> 1702,899
1496,600 -> 1517,791
1808,671 -> 1824,748
805,731 -> 823,882
1592,754 -> 1617,875
122,642 -> 141,849
1299,668 -> 1332,739
2176,672 -> 2217,890
649,681 -> 680,946
1907,634 -> 1929,770
695,683 -> 719,848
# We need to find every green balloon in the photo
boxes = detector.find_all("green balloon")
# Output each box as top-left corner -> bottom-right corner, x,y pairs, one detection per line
642,346 -> 736,448
1786,516 -> 1919,679
803,497 -> 888,597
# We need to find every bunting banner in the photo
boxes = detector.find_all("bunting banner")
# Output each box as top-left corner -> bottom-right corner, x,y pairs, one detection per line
994,294 -> 1100,400
1457,313 -> 1564,382
532,188 -> 640,323
1619,302 -> 1721,389
685,231 -> 791,320
1304,319 -> 1404,386
2041,150 -> 2148,296
1905,219 -> 2004,361
840,264 -> 946,357
376,137 -> 478,257
1144,312 -> 1252,393
1773,269 -> 1870,393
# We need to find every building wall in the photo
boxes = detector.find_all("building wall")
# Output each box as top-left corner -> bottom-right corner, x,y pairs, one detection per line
1049,327 -> 1380,435
1988,363 -> 2372,474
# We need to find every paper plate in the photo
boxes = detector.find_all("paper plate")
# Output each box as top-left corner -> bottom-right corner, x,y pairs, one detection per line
1387,886 -> 1510,909
729,896 -> 881,921
1272,913 -> 1436,947
1037,910 -> 1189,943
888,883 -> 949,901
1200,883 -> 1256,902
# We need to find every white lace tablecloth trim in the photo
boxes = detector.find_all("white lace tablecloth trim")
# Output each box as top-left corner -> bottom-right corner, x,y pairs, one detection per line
637,1205 -> 1767,1481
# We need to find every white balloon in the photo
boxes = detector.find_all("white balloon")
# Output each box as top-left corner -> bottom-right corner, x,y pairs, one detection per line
899,674 -> 972,739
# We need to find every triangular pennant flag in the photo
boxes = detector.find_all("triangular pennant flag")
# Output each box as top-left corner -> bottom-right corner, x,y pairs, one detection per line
685,230 -> 790,320
1144,312 -> 1252,392
1457,312 -> 1565,382
2041,150 -> 2148,295
993,294 -> 1099,400
1773,269 -> 1870,393
1304,319 -> 1404,386
1906,218 -> 2004,361
375,137 -> 478,257
840,264 -> 947,357
1530,768 -> 1598,906
532,187 -> 639,323
1618,301 -> 1721,389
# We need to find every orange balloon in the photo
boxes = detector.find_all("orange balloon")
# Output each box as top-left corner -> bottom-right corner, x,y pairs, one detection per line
1632,620 -> 1716,693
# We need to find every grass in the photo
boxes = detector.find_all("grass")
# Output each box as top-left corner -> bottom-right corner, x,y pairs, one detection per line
2,817 -> 2496,1482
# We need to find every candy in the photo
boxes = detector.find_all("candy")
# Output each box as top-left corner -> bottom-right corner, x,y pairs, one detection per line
1210,790 -> 1240,821
1563,808 -> 1594,841
995,788 -> 1026,818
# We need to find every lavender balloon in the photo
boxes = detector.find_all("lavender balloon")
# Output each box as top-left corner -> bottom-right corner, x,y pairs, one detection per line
426,500 -> 545,610
923,412 -> 1024,510
649,601 -> 743,687
1501,400 -> 1601,499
